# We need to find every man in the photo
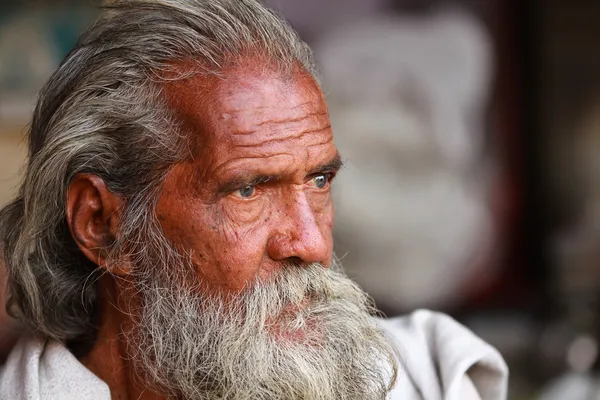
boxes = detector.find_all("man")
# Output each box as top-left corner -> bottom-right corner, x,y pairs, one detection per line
0,1 -> 508,399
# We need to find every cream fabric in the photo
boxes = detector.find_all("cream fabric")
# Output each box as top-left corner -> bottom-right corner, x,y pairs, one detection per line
0,334 -> 109,399
383,310 -> 508,399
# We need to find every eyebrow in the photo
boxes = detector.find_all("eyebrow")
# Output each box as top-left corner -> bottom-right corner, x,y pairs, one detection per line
307,153 -> 344,176
216,153 -> 344,196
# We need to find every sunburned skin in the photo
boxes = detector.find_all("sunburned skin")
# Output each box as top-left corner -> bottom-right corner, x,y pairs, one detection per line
73,58 -> 341,400
157,59 -> 340,295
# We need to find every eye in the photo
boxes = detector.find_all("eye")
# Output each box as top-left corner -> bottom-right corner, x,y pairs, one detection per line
236,185 -> 256,198
310,174 -> 331,189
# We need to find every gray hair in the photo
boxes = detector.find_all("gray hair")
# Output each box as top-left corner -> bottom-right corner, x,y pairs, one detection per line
0,0 -> 317,345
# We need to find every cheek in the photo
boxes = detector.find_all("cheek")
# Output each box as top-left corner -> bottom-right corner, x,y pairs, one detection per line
218,196 -> 271,245
308,191 -> 335,228
218,196 -> 269,260
158,204 -> 272,292
156,203 -> 214,258
317,192 -> 333,210
318,204 -> 335,248
314,193 -> 335,260
201,201 -> 273,288
220,195 -> 267,225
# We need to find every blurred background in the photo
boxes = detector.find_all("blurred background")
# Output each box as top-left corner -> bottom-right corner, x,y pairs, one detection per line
2,0 -> 600,398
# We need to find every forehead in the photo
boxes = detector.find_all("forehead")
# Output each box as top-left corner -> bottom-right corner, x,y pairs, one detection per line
164,61 -> 336,178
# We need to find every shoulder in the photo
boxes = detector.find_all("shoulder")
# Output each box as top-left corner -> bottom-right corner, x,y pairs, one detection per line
0,334 -> 110,400
377,309 -> 508,400
0,334 -> 46,399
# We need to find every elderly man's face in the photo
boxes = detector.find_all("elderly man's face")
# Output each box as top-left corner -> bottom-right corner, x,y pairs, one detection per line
69,60 -> 397,399
156,63 -> 338,295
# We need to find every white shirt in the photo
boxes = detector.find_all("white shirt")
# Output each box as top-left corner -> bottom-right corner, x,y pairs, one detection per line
0,309 -> 508,399
382,310 -> 508,399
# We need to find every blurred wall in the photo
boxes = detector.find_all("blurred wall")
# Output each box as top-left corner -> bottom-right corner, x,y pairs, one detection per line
0,4 -> 98,207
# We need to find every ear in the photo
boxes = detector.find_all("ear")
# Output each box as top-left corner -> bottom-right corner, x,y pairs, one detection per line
66,174 -> 129,275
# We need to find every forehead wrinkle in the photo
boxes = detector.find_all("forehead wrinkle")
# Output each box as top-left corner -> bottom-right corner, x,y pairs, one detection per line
225,118 -> 329,141
216,107 -> 331,143
291,101 -> 317,109
219,104 -> 327,132
230,127 -> 333,149
242,111 -> 328,130
211,153 -> 295,176
214,71 -> 324,116
305,139 -> 339,167
171,59 -> 330,160
303,136 -> 335,148
217,101 -> 321,115
225,138 -> 337,176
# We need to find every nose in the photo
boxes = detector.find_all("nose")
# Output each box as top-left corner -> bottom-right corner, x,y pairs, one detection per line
267,192 -> 331,266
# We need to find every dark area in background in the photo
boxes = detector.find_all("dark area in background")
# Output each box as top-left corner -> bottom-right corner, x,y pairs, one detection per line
521,0 -> 550,322
492,0 -> 600,321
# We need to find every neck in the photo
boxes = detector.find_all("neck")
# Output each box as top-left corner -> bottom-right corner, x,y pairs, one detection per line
80,275 -> 167,400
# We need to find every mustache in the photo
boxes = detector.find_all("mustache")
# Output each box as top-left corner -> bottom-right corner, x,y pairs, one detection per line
237,259 -> 365,326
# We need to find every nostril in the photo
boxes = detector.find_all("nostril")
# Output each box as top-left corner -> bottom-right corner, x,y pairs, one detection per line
284,257 -> 306,268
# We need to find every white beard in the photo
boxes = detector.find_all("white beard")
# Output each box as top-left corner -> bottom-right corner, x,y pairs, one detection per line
123,235 -> 398,400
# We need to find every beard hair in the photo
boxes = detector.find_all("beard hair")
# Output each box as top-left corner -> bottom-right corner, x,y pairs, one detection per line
121,222 -> 398,399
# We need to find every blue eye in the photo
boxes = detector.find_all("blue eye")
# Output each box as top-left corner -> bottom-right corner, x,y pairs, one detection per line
313,174 -> 328,189
237,185 -> 255,198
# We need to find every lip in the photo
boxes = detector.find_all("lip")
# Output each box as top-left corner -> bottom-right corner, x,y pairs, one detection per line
270,298 -> 309,322
266,298 -> 313,341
